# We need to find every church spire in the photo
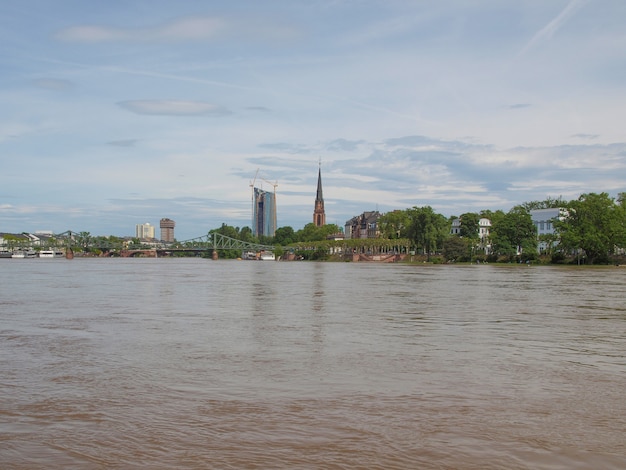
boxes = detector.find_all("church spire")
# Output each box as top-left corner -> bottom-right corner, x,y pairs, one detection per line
313,160 -> 326,227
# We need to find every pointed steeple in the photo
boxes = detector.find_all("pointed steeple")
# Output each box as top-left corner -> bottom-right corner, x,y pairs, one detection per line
313,160 -> 326,227
316,165 -> 323,202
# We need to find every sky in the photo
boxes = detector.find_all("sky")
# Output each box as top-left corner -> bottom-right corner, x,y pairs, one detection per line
2,0 -> 626,240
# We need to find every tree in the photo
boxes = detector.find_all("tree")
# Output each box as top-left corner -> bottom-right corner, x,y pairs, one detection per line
521,197 -> 565,211
319,224 -> 342,239
239,226 -> 254,242
555,192 -> 624,264
617,194 -> 626,251
211,223 -> 240,240
274,226 -> 295,245
294,223 -> 341,243
378,210 -> 409,239
490,206 -> 537,261
407,206 -> 448,260
76,231 -> 91,252
459,212 -> 480,240
443,236 -> 470,262
295,223 -> 324,242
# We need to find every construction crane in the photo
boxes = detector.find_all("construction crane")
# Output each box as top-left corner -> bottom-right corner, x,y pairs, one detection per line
250,169 -> 259,232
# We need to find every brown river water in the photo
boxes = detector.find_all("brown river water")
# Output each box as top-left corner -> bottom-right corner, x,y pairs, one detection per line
1,258 -> 625,469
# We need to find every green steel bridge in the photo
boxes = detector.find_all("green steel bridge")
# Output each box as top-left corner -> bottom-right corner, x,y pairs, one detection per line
5,231 -> 411,260
9,231 -> 277,255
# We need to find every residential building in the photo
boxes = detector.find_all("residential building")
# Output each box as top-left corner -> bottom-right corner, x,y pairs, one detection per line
478,218 -> 491,239
345,211 -> 382,239
135,223 -> 155,239
450,216 -> 492,253
450,217 -> 492,241
530,208 -> 566,252
160,218 -> 175,242
450,218 -> 461,235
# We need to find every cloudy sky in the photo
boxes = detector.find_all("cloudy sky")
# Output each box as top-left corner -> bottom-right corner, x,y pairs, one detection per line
2,0 -> 625,240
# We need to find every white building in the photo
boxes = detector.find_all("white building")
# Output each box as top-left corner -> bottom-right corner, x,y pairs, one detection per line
530,208 -> 566,252
478,218 -> 491,240
450,217 -> 491,241
135,223 -> 155,239
450,216 -> 492,254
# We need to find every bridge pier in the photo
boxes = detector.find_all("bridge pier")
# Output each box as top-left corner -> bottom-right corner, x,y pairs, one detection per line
212,250 -> 218,260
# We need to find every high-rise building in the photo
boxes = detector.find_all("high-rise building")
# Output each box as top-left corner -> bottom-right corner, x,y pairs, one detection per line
160,218 -> 175,242
253,187 -> 276,237
313,164 -> 326,227
135,223 -> 155,239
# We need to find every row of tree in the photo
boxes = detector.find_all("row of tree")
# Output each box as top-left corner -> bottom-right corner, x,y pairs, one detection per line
210,192 -> 626,264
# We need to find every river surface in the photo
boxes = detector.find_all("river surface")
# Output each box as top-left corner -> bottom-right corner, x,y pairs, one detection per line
1,258 -> 625,469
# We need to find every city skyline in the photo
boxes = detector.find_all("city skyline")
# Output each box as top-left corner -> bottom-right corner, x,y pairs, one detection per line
2,1 -> 626,240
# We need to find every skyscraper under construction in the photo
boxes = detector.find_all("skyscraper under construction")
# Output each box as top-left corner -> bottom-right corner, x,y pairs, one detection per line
253,187 -> 276,237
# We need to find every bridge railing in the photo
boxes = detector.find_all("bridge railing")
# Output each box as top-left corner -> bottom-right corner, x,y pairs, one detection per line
178,233 -> 276,252
35,230 -> 280,253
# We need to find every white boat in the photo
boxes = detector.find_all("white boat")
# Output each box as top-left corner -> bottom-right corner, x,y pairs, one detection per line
240,250 -> 275,261
38,250 -> 56,258
241,251 -> 257,260
11,252 -> 25,259
259,251 -> 275,261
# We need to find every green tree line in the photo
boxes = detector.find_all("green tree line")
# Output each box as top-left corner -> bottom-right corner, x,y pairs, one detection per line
49,191 -> 624,263
206,192 -> 626,264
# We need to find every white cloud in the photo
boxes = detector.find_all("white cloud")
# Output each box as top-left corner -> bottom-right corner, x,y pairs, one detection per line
54,15 -> 297,44
117,100 -> 230,116
31,78 -> 75,91
55,17 -> 226,43
1,2 -> 625,238
519,0 -> 590,56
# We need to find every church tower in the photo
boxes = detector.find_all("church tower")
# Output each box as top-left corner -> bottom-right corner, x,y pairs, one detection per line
313,162 -> 326,227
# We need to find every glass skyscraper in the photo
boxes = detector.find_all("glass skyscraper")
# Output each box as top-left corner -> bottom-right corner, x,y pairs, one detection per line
253,187 -> 276,237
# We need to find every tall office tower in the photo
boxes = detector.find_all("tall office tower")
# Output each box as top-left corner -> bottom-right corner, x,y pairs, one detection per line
159,218 -> 176,243
135,223 -> 155,239
313,164 -> 326,227
253,187 -> 276,237
160,218 -> 175,242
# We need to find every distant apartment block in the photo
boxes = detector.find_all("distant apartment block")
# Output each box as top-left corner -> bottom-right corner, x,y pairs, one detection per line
135,223 -> 155,239
530,208 -> 566,251
160,218 -> 175,242
345,211 -> 382,239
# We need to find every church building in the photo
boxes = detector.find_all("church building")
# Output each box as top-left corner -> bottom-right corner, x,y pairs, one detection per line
313,164 -> 326,227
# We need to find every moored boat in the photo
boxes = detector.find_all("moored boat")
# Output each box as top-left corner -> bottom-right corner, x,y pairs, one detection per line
259,251 -> 275,261
241,251 -> 257,260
